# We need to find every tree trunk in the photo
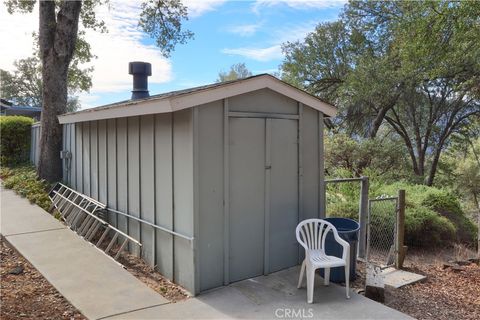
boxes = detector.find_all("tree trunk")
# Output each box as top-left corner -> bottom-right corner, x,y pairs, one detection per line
474,193 -> 480,258
37,1 -> 81,182
367,97 -> 398,138
426,142 -> 444,186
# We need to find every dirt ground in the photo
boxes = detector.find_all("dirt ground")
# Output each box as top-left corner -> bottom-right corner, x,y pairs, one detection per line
0,237 -> 85,320
116,251 -> 189,302
352,246 -> 480,320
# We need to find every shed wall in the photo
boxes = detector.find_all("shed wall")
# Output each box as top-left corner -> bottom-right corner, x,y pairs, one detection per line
30,123 -> 41,167
60,111 -> 195,293
196,89 -> 324,292
229,88 -> 297,114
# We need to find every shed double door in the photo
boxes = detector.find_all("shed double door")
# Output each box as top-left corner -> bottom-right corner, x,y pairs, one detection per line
229,117 -> 299,283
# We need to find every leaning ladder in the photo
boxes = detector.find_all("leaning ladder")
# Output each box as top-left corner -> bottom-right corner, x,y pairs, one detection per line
49,183 -> 141,260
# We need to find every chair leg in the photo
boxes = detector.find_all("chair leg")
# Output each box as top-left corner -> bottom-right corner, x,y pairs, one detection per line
345,264 -> 350,299
298,260 -> 306,289
306,266 -> 315,304
324,267 -> 330,286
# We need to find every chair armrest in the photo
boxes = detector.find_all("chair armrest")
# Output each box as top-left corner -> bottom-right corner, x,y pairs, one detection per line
333,233 -> 350,261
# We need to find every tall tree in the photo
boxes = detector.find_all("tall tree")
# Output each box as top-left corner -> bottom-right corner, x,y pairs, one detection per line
6,0 -> 193,181
217,63 -> 252,82
281,0 -> 480,185
1,54 -> 91,112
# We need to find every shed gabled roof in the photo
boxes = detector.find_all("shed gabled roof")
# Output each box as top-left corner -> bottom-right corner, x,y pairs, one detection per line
58,74 -> 336,124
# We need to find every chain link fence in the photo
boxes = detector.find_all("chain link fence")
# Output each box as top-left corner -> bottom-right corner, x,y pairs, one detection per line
367,196 -> 398,268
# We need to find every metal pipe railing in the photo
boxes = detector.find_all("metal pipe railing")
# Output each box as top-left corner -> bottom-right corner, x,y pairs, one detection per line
106,208 -> 194,242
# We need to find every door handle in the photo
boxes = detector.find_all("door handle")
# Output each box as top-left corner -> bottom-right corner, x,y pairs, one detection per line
265,165 -> 271,170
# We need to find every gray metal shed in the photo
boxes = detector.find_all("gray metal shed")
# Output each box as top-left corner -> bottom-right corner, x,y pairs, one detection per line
56,73 -> 336,295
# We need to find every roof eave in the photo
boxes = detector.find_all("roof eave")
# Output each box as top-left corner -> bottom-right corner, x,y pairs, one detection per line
58,75 -> 337,124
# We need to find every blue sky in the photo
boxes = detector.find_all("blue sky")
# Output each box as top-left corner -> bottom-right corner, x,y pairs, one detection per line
0,0 -> 345,109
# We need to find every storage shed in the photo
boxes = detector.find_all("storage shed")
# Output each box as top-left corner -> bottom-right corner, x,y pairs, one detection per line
56,67 -> 336,295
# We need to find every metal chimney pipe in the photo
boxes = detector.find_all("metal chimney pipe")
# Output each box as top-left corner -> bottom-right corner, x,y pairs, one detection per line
128,61 -> 152,100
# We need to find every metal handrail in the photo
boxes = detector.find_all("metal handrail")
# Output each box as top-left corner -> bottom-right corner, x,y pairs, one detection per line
51,190 -> 141,247
325,177 -> 367,183
106,208 -> 194,242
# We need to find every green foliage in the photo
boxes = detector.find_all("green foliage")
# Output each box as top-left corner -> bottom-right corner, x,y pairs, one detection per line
422,192 -> 477,244
324,133 -> 409,180
1,53 -> 90,111
404,206 -> 456,247
326,180 -> 476,247
0,116 -> 34,166
281,0 -> 480,184
0,166 -> 52,211
139,0 -> 194,58
217,63 -> 253,83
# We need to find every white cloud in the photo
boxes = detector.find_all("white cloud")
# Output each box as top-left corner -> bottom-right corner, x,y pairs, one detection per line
274,20 -> 318,43
83,1 -> 172,94
253,0 -> 346,13
222,20 -> 318,62
227,22 -> 262,37
0,3 -> 38,72
222,45 -> 282,62
183,0 -> 226,18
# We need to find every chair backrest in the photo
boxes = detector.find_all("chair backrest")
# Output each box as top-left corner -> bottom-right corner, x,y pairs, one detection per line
296,219 -> 337,252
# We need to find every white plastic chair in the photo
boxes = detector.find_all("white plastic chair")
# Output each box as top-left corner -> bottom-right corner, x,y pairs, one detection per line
296,219 -> 350,303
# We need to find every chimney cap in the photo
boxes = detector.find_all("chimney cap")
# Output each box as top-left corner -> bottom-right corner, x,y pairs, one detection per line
128,61 -> 152,76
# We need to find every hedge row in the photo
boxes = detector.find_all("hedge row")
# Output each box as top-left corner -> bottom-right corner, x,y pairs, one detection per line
0,116 -> 34,166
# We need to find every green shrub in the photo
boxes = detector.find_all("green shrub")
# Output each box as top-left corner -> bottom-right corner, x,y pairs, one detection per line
422,191 -> 477,244
326,180 -> 476,247
405,206 -> 456,247
0,116 -> 34,166
0,166 -> 52,211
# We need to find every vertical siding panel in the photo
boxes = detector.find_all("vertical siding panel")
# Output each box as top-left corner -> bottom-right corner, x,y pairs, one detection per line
107,119 -> 118,226
32,127 -> 35,166
318,112 -> 325,218
98,120 -> 107,205
197,102 -> 224,291
35,126 -> 40,167
140,115 -> 155,266
173,109 -> 195,293
154,113 -> 173,279
65,124 -> 71,184
30,126 -> 34,163
116,118 -> 128,234
128,117 -> 141,255
76,123 -> 83,192
83,122 -> 91,196
62,124 -> 66,182
301,107 -> 319,220
71,124 -> 77,188
90,121 -> 99,200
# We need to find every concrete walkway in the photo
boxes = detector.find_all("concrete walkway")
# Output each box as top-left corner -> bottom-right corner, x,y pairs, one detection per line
106,266 -> 413,320
1,185 -> 412,320
0,185 -> 169,320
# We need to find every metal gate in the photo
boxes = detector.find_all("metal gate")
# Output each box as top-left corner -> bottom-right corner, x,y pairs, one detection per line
366,196 -> 398,268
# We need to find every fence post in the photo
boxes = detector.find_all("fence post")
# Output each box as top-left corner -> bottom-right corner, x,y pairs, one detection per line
396,189 -> 406,269
358,176 -> 369,259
